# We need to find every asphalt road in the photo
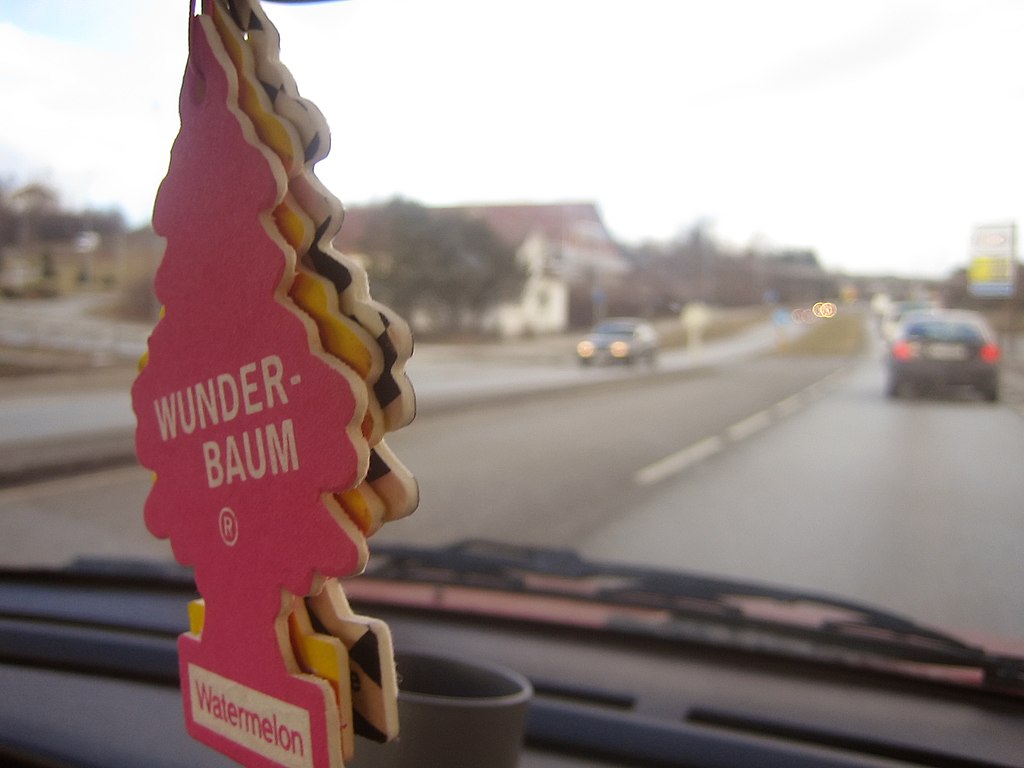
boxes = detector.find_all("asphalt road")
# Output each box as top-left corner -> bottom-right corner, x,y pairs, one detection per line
2,341 -> 1022,644
377,355 -> 851,548
580,355 -> 1024,641
1,346 -> 839,566
377,348 -> 1024,640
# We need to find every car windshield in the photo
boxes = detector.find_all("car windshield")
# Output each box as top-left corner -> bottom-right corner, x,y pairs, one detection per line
904,319 -> 987,343
2,0 -> 1023,702
894,301 -> 934,315
592,321 -> 638,336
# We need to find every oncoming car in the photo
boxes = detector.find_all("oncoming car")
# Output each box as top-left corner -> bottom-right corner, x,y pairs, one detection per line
576,318 -> 659,366
886,309 -> 1001,401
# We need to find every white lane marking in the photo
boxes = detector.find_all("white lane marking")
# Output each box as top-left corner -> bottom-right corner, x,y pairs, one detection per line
773,393 -> 804,418
633,366 -> 854,488
633,435 -> 725,487
726,410 -> 773,442
803,366 -> 849,397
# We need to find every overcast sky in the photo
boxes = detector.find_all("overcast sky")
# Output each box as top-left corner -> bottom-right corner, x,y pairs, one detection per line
2,0 -> 1022,278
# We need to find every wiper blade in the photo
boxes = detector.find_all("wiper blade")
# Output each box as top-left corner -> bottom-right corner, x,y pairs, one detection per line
354,540 -> 1024,693
7,544 -> 1020,693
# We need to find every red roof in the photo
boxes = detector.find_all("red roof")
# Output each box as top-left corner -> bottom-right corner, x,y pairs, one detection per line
333,201 -> 612,252
438,202 -> 610,247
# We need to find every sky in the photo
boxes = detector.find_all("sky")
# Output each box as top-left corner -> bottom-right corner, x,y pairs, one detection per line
1,0 -> 1023,279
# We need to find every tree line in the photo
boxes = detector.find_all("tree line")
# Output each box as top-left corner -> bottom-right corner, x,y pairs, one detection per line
5,183 -> 1018,332
351,198 -> 526,334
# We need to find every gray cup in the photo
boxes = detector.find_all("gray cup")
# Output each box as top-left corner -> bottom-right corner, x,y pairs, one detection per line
350,650 -> 533,768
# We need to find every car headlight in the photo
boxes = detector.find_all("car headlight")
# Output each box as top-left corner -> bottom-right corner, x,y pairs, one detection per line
610,341 -> 630,358
577,340 -> 595,357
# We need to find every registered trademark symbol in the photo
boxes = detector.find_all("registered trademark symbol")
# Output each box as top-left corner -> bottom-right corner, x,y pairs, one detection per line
218,507 -> 239,546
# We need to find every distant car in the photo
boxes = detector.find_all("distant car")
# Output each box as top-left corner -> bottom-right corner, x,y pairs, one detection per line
886,309 -> 1000,401
880,299 -> 937,341
576,318 -> 659,366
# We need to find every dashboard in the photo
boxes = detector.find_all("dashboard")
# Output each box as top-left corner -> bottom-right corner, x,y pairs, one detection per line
1,561 -> 1023,768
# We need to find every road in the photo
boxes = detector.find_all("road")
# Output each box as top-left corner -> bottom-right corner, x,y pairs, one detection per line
2,338 -> 1023,643
378,355 -> 849,547
377,348 -> 1024,640
579,357 -> 1024,641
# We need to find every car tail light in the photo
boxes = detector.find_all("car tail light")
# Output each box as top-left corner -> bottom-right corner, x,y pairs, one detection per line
891,340 -> 916,361
980,343 -> 1001,363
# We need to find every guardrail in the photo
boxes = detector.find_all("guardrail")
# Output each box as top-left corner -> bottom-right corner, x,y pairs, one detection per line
0,307 -> 149,363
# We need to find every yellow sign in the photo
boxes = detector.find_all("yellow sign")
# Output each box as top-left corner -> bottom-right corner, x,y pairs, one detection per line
970,256 -> 1013,284
969,224 -> 1016,297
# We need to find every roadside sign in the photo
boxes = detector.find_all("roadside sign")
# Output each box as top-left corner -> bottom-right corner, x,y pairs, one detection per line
969,223 -> 1016,298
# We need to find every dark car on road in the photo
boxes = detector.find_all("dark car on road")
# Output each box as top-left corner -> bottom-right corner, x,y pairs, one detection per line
886,309 -> 1001,401
576,318 -> 659,366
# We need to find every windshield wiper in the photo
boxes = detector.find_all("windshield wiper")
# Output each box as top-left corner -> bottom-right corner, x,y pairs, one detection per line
351,540 -> 1024,695
3,542 -> 1021,694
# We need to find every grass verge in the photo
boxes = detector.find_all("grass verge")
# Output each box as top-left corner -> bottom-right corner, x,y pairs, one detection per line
775,311 -> 866,356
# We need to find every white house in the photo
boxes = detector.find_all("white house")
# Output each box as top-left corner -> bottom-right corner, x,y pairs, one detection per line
333,201 -> 629,338
441,202 -> 630,337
